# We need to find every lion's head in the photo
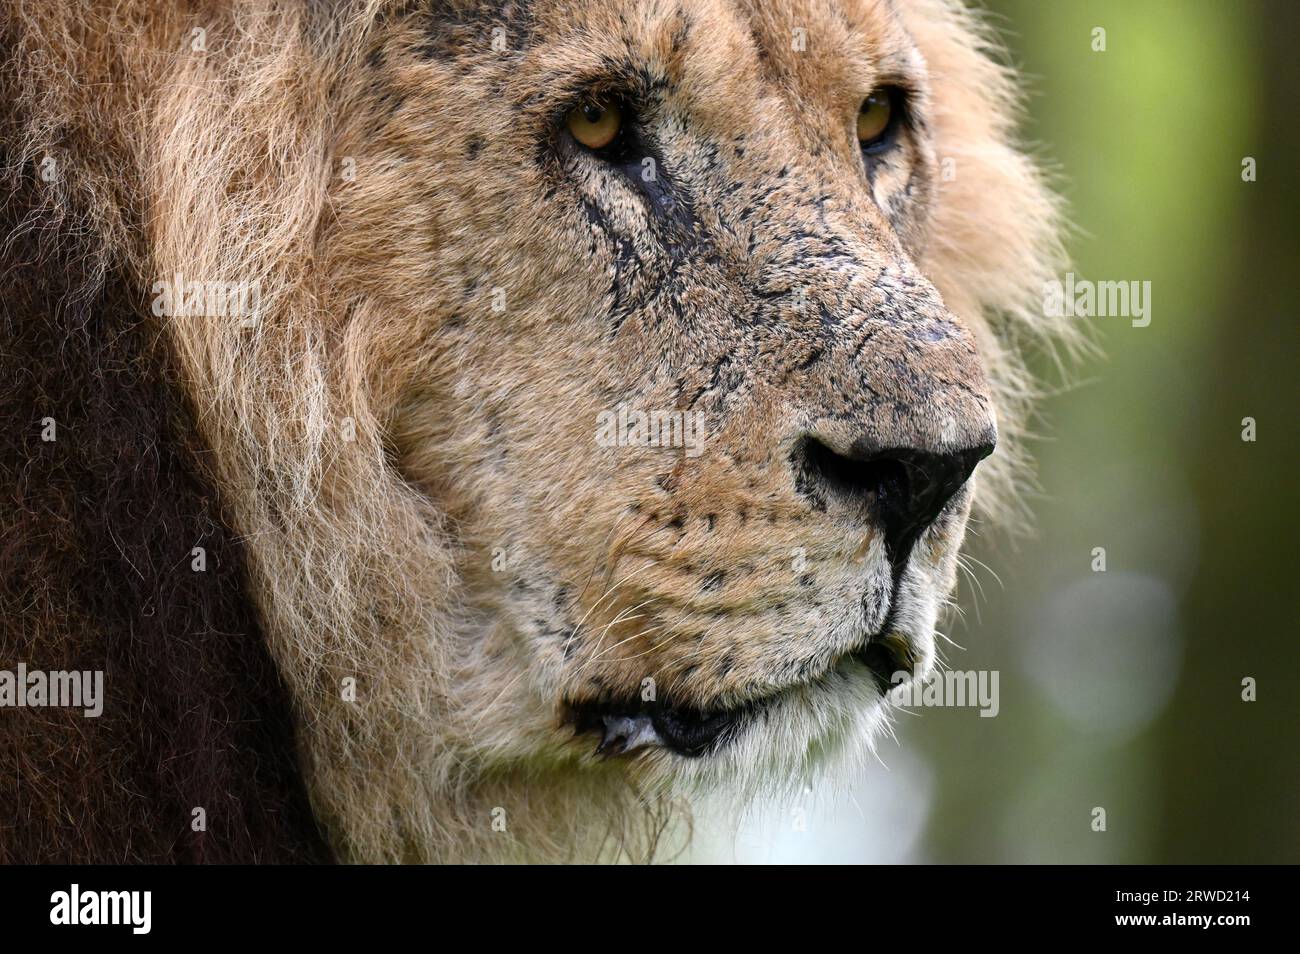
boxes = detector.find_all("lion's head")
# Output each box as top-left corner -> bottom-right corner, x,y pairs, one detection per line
7,0 -> 1066,862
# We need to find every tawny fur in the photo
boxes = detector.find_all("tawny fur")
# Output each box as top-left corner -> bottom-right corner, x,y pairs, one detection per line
2,0 -> 1070,863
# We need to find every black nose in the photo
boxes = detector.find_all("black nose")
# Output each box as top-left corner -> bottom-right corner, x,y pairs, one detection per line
794,436 -> 995,569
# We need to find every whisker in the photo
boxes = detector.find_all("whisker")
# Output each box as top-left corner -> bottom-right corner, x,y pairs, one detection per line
563,559 -> 656,660
961,553 -> 1004,590
585,623 -> 672,667
574,594 -> 660,677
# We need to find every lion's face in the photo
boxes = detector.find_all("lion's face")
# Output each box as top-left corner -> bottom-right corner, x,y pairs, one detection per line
363,0 -> 996,781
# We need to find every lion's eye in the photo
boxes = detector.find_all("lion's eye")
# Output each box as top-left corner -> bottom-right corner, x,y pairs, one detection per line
857,88 -> 897,152
566,102 -> 622,150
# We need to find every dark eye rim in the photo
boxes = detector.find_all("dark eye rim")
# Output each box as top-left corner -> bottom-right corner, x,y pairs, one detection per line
858,85 -> 908,156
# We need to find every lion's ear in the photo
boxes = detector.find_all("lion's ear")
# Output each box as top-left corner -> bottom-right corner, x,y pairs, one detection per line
901,0 -> 1074,523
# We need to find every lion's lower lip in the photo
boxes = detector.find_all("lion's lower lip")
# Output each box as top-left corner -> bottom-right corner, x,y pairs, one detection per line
567,626 -> 912,759
568,699 -> 750,758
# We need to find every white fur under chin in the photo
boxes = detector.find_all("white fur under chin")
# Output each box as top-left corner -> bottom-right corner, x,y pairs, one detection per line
656,671 -> 901,825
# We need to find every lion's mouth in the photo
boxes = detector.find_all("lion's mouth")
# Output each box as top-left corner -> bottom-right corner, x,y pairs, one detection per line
565,634 -> 912,759
567,700 -> 749,758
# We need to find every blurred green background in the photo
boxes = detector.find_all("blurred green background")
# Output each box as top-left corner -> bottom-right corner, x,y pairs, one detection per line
695,0 -> 1298,863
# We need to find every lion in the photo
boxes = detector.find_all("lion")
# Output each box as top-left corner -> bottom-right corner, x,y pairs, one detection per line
0,0 -> 1067,863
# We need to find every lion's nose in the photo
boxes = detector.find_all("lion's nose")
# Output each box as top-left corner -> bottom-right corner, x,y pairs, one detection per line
794,436 -> 995,568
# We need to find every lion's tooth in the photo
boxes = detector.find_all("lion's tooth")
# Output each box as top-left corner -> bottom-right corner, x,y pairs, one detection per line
595,713 -> 660,756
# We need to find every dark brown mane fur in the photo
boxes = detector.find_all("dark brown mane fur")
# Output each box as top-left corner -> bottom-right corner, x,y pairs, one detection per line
0,141 -> 329,863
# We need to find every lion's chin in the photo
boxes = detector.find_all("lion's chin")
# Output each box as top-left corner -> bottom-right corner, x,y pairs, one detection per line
563,631 -> 918,761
